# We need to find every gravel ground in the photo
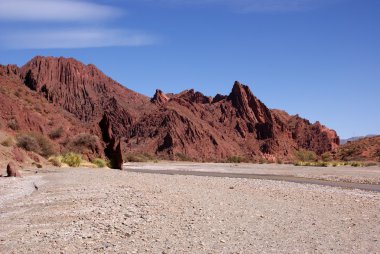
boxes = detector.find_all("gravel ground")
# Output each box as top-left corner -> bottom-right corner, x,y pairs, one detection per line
1,168 -> 380,253
124,162 -> 380,184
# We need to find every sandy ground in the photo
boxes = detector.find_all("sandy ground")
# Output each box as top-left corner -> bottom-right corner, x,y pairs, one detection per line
1,167 -> 380,253
124,162 -> 380,184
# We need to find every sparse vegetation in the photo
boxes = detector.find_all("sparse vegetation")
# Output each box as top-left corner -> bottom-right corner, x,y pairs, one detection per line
294,161 -> 328,167
16,132 -> 56,157
227,156 -> 243,163
49,156 -> 62,167
16,135 -> 40,153
175,153 -> 192,162
32,162 -> 43,168
36,134 -> 56,157
68,133 -> 100,153
61,153 -> 82,167
92,158 -> 107,168
125,153 -> 157,162
293,160 -> 375,167
49,126 -> 64,139
338,146 -> 360,161
321,152 -> 332,162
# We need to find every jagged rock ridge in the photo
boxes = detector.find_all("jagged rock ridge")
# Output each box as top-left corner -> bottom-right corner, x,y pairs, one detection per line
0,56 -> 340,163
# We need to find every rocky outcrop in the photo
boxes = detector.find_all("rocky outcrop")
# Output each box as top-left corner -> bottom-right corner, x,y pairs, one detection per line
337,135 -> 380,162
99,113 -> 124,169
6,162 -> 21,177
151,89 -> 169,105
0,56 -> 340,164
20,56 -> 150,122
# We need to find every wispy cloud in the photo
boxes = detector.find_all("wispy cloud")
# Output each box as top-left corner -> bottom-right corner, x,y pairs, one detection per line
0,0 -> 122,22
0,29 -> 158,49
145,0 -> 342,12
0,0 -> 158,49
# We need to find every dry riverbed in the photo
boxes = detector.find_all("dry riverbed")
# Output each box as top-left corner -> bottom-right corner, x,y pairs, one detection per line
1,166 -> 380,253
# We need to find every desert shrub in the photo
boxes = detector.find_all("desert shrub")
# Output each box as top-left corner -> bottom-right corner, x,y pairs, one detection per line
125,153 -> 156,162
1,137 -> 14,147
295,150 -> 317,162
32,162 -> 43,168
338,147 -> 359,161
36,134 -> 55,157
7,119 -> 19,130
364,162 -> 377,167
92,158 -> 107,168
32,161 -> 42,168
321,152 -> 332,162
318,162 -> 329,167
17,135 -> 40,153
350,162 -> 361,167
375,149 -> 380,161
227,156 -> 242,163
49,126 -> 64,139
294,161 -> 329,167
49,156 -> 62,167
62,153 -> 82,167
68,133 -> 100,153
17,133 -> 55,157
175,153 -> 192,162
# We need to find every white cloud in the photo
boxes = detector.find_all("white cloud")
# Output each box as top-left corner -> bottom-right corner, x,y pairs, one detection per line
0,0 -> 158,49
0,0 -> 122,22
0,28 -> 158,49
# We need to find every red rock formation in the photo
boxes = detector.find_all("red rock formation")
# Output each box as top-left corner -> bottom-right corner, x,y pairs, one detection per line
126,81 -> 339,161
0,56 -> 340,164
20,56 -> 150,122
6,162 -> 21,177
337,135 -> 380,162
151,89 -> 169,105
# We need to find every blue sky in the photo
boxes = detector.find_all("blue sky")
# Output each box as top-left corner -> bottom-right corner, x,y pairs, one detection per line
0,0 -> 379,139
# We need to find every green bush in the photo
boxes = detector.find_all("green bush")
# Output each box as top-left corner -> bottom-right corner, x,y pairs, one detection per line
92,158 -> 107,168
48,126 -> 64,139
62,153 -> 82,167
295,150 -> 317,162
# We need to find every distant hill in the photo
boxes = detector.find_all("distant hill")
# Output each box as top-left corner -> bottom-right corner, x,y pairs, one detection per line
338,135 -> 380,162
340,135 -> 378,145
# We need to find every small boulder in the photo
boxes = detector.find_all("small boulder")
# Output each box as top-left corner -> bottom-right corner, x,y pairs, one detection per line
6,162 -> 21,177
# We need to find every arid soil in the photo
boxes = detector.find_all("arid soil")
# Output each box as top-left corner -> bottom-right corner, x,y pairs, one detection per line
1,166 -> 380,253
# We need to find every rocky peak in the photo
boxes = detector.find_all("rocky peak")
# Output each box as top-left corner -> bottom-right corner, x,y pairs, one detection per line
0,64 -> 20,77
18,56 -> 149,123
228,81 -> 272,124
178,89 -> 212,104
151,89 -> 169,105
